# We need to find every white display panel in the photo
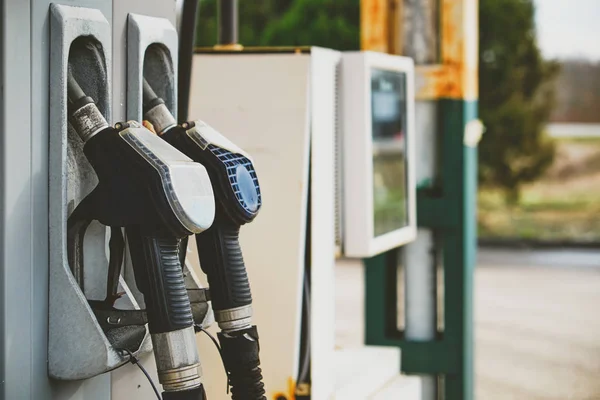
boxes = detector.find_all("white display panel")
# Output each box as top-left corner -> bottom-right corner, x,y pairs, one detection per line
341,51 -> 417,257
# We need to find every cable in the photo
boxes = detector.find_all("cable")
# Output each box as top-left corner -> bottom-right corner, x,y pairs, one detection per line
195,324 -> 231,394
177,0 -> 200,123
119,348 -> 162,400
297,272 -> 311,385
296,166 -> 312,390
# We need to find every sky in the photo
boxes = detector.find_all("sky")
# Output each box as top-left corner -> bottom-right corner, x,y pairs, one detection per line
535,0 -> 600,61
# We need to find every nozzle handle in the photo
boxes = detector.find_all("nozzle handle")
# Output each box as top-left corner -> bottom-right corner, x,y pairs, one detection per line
195,223 -> 252,315
126,226 -> 194,333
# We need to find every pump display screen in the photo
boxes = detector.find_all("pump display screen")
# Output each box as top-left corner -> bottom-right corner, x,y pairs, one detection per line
370,68 -> 409,237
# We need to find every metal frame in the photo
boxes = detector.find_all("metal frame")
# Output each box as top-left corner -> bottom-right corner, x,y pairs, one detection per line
0,1 -> 37,398
361,0 -> 479,399
126,13 -> 179,121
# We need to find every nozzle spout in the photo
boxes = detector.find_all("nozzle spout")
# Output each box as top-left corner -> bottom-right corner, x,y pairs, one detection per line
143,78 -> 160,109
142,78 -> 177,135
67,69 -> 86,104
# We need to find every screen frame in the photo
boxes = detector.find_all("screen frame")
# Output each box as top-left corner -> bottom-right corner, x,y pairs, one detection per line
341,51 -> 417,257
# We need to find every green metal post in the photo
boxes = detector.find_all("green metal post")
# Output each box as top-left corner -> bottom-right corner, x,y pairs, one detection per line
364,98 -> 478,400
439,99 -> 477,400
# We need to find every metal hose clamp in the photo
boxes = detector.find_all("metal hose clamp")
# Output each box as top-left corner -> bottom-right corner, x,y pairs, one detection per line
214,304 -> 253,332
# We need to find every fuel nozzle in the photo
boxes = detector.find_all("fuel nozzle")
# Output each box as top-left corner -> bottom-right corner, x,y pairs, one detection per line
66,72 -> 214,399
142,78 -> 177,135
177,120 -> 265,400
142,78 -> 266,399
66,69 -> 109,142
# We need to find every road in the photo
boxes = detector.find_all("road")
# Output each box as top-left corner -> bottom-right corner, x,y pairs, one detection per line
547,123 -> 600,138
476,249 -> 600,400
335,248 -> 600,399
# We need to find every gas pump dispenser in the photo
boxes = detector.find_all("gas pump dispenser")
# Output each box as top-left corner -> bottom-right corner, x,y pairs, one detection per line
1,2 -> 271,399
66,69 -> 214,399
142,78 -> 267,400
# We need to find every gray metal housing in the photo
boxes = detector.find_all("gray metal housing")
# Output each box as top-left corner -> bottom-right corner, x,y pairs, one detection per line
123,13 -> 179,308
127,13 -> 179,121
48,3 -> 151,381
0,1 -> 182,399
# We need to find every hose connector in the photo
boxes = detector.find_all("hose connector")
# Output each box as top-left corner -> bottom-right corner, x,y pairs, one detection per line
152,326 -> 203,392
213,304 -> 253,332
142,78 -> 177,134
144,103 -> 177,135
66,69 -> 108,142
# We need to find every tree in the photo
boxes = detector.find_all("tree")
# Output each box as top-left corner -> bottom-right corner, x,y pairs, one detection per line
195,0 -> 359,50
195,0 -> 559,204
260,0 -> 360,50
196,1 -> 295,47
479,0 -> 559,203
551,59 -> 600,123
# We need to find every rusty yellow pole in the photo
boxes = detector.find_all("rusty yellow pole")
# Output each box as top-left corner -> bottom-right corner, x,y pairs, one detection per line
415,0 -> 479,100
363,1 -> 480,399
360,0 -> 390,52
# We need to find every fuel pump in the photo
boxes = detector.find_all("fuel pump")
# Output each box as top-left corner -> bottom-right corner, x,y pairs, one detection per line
142,78 -> 266,400
67,69 -> 214,399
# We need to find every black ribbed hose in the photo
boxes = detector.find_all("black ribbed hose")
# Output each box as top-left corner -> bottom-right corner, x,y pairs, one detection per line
218,326 -> 266,400
162,386 -> 206,400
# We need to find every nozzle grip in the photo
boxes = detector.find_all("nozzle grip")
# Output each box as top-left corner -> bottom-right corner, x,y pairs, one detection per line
127,226 -> 194,333
195,223 -> 252,312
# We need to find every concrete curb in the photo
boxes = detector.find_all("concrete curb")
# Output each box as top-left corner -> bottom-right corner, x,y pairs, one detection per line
478,238 -> 600,249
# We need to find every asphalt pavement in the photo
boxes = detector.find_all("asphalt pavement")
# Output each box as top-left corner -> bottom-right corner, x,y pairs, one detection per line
335,247 -> 600,399
476,248 -> 600,400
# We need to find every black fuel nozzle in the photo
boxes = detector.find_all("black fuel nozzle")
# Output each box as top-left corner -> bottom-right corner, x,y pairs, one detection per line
168,120 -> 265,400
66,73 -> 215,398
141,78 -> 265,399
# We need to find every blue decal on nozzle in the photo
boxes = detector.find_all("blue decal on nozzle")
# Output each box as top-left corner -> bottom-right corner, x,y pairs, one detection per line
236,164 -> 259,213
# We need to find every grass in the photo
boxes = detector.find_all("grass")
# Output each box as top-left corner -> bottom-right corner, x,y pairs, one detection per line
478,137 -> 600,241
